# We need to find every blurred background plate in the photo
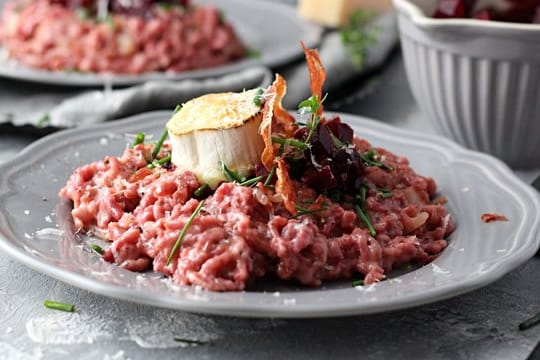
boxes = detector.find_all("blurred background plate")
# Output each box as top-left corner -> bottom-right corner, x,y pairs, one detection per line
0,0 -> 322,86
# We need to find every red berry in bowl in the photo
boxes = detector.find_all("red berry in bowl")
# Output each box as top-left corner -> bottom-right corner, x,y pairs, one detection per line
434,0 -> 467,18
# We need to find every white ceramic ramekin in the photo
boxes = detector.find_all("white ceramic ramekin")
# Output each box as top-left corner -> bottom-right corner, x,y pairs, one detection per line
393,0 -> 540,168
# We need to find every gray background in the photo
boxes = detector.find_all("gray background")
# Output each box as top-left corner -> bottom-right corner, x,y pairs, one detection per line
1,1 -> 540,359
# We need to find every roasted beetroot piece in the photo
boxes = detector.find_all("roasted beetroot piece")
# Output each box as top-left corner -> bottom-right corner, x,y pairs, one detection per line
434,0 -> 540,23
472,9 -> 492,20
433,0 -> 467,18
290,116 -> 364,194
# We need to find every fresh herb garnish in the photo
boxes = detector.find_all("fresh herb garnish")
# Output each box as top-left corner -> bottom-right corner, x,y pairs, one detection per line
194,184 -> 210,198
352,279 -> 364,287
253,88 -> 265,107
264,165 -> 276,186
173,104 -> 182,114
76,7 -> 91,20
341,10 -> 378,70
246,48 -> 262,59
292,205 -> 327,219
157,3 -> 184,12
218,160 -> 245,183
360,150 -> 394,171
356,186 -> 376,236
147,155 -> 171,169
519,312 -> 540,331
152,129 -> 169,159
298,93 -> 327,143
271,136 -> 309,150
36,113 -> 51,128
44,300 -> 75,312
239,176 -> 263,187
166,200 -> 205,266
174,337 -> 210,345
132,133 -> 145,148
91,244 -> 104,255
377,187 -> 393,198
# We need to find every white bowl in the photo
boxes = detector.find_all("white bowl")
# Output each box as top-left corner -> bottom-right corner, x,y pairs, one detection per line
393,0 -> 540,168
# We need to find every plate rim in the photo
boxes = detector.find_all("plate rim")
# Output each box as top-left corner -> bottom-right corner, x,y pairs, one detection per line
0,0 -> 322,86
0,110 -> 539,318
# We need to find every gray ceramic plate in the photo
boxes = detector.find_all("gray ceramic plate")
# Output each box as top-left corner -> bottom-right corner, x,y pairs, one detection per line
0,111 -> 539,318
0,0 -> 321,86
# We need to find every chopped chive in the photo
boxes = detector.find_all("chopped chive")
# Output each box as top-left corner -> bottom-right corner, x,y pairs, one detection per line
152,129 -> 169,159
44,300 -> 75,312
292,205 -> 327,219
519,312 -> 540,331
253,88 -> 265,107
377,188 -> 393,198
173,104 -> 182,114
91,244 -> 104,255
352,279 -> 364,287
271,136 -> 309,150
194,184 -> 210,198
132,133 -> 145,148
218,161 -> 245,183
239,176 -> 263,187
166,200 -> 205,266
356,205 -> 376,237
147,155 -> 171,169
264,165 -> 276,186
174,337 -> 210,345
361,150 -> 394,171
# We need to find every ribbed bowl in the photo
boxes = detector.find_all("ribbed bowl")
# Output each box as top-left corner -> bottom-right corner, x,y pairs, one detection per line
393,0 -> 540,168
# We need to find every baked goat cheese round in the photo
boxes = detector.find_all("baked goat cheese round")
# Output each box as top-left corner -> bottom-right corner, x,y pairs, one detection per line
166,89 -> 265,188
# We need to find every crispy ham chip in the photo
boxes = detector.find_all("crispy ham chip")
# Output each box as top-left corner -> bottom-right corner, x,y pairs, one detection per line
258,45 -> 328,214
301,42 -> 326,116
276,158 -> 296,215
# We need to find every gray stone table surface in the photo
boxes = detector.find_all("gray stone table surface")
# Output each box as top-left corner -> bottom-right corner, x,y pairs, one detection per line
1,51 -> 540,360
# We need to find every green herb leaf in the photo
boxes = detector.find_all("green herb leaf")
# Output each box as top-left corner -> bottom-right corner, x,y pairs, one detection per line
132,133 -> 145,148
173,104 -> 183,114
174,337 -> 210,345
341,10 -> 378,70
76,7 -> 91,20
246,48 -> 262,59
152,129 -> 169,159
355,204 -> 376,237
91,244 -> 104,255
271,136 -> 309,150
360,150 -> 394,171
166,200 -> 205,266
377,187 -> 393,198
44,300 -> 75,312
194,184 -> 211,199
253,88 -> 265,107
218,160 -> 245,183
264,165 -> 276,186
148,155 -> 171,169
352,279 -> 365,287
36,113 -> 51,128
239,176 -> 263,187
292,205 -> 327,219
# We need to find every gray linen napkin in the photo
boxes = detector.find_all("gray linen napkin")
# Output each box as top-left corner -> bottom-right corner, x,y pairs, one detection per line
11,12 -> 397,128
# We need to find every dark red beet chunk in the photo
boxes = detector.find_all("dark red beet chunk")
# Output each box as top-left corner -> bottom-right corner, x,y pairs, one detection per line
433,0 -> 540,23
434,0 -> 466,18
291,116 -> 364,194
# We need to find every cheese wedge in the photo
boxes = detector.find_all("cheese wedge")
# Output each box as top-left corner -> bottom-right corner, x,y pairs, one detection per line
298,0 -> 393,27
166,89 -> 265,189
